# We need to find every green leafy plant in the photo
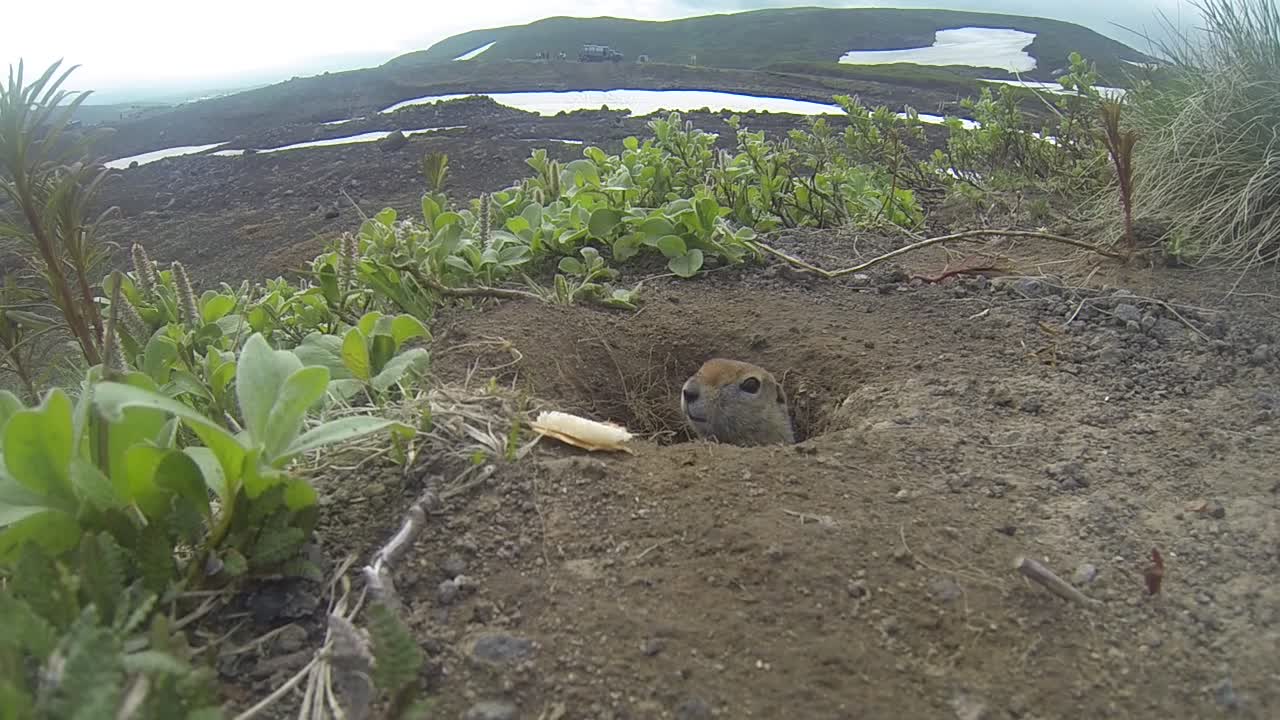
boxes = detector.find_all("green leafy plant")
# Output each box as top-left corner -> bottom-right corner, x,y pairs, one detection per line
0,60 -> 113,368
292,311 -> 431,402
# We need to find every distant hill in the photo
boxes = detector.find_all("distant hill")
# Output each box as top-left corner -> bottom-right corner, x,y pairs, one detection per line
393,6 -> 1150,83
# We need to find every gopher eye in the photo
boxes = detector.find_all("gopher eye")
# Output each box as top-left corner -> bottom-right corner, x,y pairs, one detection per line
739,377 -> 761,394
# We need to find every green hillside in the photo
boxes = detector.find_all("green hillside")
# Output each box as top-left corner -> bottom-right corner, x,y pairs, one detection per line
391,6 -> 1150,84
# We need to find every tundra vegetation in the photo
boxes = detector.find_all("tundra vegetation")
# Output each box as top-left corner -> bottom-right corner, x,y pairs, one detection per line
0,0 -> 1276,714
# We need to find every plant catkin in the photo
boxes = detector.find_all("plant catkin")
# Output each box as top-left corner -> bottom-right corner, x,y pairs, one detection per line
171,261 -> 200,328
131,243 -> 158,298
340,232 -> 359,291
117,297 -> 150,343
479,193 -> 491,245
102,277 -> 126,375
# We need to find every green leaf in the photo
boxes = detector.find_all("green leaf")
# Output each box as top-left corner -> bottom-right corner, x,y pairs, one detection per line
390,315 -> 430,346
292,332 -> 351,379
284,477 -> 317,510
0,509 -> 80,560
243,452 -> 287,498
371,348 -> 429,393
558,257 -> 585,275
93,382 -> 244,498
200,294 -> 236,323
587,208 -> 624,239
357,311 -> 384,337
121,650 -> 190,675
183,447 -> 228,501
3,389 -> 74,501
69,458 -> 119,511
0,472 -> 57,527
236,333 -> 303,448
124,446 -> 211,519
369,334 -> 396,377
668,249 -> 705,278
640,216 -> 675,240
656,235 -> 687,258
262,366 -> 330,462
221,548 -> 247,576
341,328 -> 372,383
277,417 -> 413,466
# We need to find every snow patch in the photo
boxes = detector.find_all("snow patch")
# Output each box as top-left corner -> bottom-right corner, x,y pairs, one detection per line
454,42 -> 496,62
839,27 -> 1037,73
105,143 -> 226,169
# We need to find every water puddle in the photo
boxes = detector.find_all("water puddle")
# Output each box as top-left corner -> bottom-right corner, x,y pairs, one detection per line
839,27 -> 1037,73
322,116 -> 366,126
106,142 -> 226,169
454,42 -> 496,62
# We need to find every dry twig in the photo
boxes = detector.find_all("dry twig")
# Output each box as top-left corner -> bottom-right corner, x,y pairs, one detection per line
1013,555 -> 1101,607
751,229 -> 1125,279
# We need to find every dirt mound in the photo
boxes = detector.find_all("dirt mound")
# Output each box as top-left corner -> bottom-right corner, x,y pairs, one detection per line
267,242 -> 1280,720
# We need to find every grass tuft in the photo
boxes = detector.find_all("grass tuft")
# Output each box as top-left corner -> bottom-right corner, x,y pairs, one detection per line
1123,0 -> 1280,268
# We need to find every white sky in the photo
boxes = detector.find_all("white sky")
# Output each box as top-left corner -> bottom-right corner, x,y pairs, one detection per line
7,1 -> 1196,102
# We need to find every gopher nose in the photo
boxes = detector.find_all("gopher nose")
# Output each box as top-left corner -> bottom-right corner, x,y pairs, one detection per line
682,386 -> 699,404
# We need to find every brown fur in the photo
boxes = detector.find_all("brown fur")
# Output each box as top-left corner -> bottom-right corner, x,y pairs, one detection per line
680,358 -> 795,446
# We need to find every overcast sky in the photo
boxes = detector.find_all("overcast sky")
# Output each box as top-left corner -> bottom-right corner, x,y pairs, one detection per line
8,1 -> 1199,103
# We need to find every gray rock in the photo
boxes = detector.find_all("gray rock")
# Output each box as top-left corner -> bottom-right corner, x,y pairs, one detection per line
1250,345 -> 1272,366
380,130 -> 408,152
929,576 -> 963,604
1140,314 -> 1158,333
441,553 -> 468,577
1114,303 -> 1141,324
1045,461 -> 1088,489
436,579 -> 459,605
675,697 -> 712,720
470,633 -> 535,666
1214,678 -> 1241,710
465,700 -> 518,720
1072,563 -> 1098,586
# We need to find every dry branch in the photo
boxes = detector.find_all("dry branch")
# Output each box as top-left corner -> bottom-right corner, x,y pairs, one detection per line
1013,555 -> 1102,607
751,229 -> 1125,279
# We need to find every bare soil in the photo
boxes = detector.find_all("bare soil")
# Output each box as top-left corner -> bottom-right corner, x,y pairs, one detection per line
29,63 -> 1280,719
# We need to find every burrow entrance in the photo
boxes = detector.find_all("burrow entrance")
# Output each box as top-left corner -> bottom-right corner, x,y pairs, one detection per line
429,289 -> 869,445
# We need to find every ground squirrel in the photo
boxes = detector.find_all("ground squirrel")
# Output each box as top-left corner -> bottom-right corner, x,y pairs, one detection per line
680,358 -> 796,446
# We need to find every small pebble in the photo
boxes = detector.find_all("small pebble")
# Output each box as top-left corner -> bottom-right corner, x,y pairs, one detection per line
674,697 -> 712,720
1113,303 -> 1141,324
464,700 -> 518,720
1072,563 -> 1098,586
437,579 -> 459,605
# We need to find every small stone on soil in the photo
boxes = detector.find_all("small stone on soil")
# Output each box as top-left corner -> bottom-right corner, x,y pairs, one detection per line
441,553 -> 468,577
470,633 -> 536,666
437,579 -> 460,604
1072,563 -> 1098,586
1114,303 -> 1141,325
674,697 -> 712,720
1249,344 -> 1272,365
1045,461 -> 1088,489
1214,678 -> 1242,710
464,700 -> 519,720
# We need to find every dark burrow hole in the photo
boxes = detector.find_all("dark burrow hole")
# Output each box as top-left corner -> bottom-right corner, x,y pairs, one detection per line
532,336 -> 851,447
